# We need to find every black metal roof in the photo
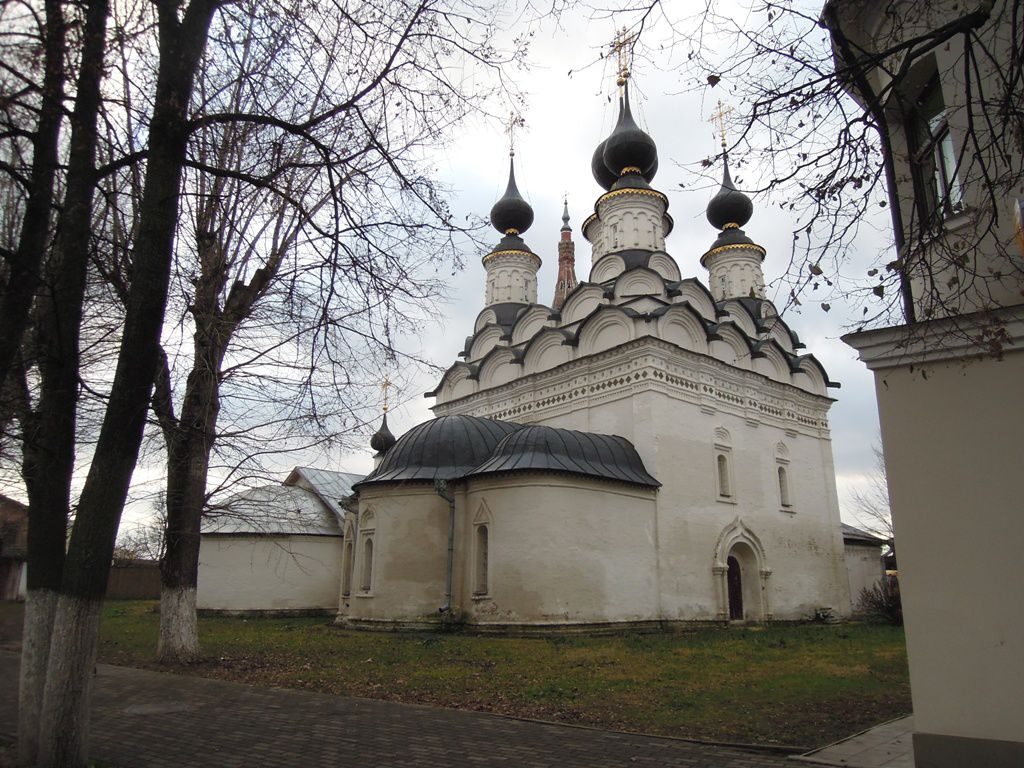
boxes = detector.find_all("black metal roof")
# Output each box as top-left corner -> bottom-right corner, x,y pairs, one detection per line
354,417 -> 660,492
354,415 -> 521,489
466,424 -> 660,488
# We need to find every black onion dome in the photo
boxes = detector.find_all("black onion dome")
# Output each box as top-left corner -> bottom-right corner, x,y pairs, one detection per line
591,138 -> 617,191
706,154 -> 753,230
467,425 -> 660,488
355,415 -> 521,487
369,413 -> 396,455
489,156 -> 534,235
602,84 -> 658,180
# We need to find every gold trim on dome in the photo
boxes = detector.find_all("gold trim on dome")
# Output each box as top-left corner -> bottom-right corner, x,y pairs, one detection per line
723,223 -> 740,230
700,242 -> 767,261
482,249 -> 541,265
505,228 -> 520,235
619,166 -> 642,175
597,187 -> 668,206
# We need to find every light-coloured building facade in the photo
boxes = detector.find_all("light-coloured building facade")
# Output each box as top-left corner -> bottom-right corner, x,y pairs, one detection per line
339,82 -> 853,631
828,0 -> 1024,764
197,467 -> 359,615
841,523 -> 887,609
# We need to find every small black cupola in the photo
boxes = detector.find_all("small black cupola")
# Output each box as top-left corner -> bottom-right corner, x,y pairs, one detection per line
489,153 -> 534,236
706,153 -> 753,231
370,413 -> 396,456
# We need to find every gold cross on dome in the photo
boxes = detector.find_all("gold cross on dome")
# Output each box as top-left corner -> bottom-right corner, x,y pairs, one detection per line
505,112 -> 526,156
381,376 -> 391,413
611,26 -> 636,87
709,100 -> 733,148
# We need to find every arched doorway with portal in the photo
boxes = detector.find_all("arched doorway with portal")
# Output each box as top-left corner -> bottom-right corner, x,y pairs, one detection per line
727,555 -> 743,620
713,518 -> 772,622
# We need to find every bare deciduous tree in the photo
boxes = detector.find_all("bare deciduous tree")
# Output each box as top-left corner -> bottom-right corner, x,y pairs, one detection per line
849,445 -> 894,551
600,0 -> 1023,336
93,0 -> 522,663
1,0 -> 524,762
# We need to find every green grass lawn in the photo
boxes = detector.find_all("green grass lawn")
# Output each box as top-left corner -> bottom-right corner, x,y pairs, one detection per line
96,601 -> 910,749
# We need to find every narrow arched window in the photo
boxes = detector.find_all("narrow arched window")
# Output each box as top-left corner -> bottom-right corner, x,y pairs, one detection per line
360,537 -> 374,592
717,454 -> 731,497
778,465 -> 791,508
342,540 -> 354,596
475,525 -> 489,595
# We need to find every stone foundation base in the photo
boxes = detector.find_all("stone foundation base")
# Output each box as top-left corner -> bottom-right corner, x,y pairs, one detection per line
197,608 -> 334,618
334,616 -> 790,635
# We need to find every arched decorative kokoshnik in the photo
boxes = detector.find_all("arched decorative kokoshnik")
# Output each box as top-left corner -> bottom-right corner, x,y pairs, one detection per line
712,517 -> 773,622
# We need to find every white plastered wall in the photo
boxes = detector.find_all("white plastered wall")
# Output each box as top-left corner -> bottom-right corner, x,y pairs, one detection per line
345,487 -> 451,624
844,543 -> 885,609
461,476 -> 659,625
871,349 -> 1024,746
197,534 -> 341,612
516,369 -> 851,622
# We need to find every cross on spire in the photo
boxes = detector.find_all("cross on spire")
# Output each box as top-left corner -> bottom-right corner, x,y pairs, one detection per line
505,112 -> 526,156
381,376 -> 391,413
611,26 -> 636,88
709,100 -> 733,149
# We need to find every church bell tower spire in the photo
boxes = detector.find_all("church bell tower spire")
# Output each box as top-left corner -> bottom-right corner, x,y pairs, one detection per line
552,199 -> 578,310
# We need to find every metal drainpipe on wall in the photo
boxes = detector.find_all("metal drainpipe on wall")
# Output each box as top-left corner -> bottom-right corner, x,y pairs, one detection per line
434,478 -> 456,615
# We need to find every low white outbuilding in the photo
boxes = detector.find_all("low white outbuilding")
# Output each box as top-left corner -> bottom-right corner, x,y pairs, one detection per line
197,467 -> 361,615
841,523 -> 886,609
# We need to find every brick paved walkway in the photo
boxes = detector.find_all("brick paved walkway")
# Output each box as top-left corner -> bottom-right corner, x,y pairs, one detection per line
0,652 -> 790,767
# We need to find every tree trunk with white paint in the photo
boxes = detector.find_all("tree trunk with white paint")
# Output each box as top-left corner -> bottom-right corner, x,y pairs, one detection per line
17,590 -> 57,767
153,223 -> 262,663
36,596 -> 103,767
157,586 -> 200,662
157,403 -> 218,663
15,0 -> 108,760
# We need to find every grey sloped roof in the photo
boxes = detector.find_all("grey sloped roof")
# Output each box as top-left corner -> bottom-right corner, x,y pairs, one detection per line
285,466 -> 363,517
467,425 -> 660,488
841,523 -> 887,546
354,416 -> 659,491
354,415 -> 521,488
203,485 -> 342,536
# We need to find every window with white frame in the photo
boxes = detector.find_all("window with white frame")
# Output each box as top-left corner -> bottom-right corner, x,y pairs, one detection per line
906,71 -> 964,225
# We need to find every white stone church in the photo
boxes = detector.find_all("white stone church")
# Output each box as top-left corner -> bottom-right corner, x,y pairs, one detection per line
330,81 -> 854,630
